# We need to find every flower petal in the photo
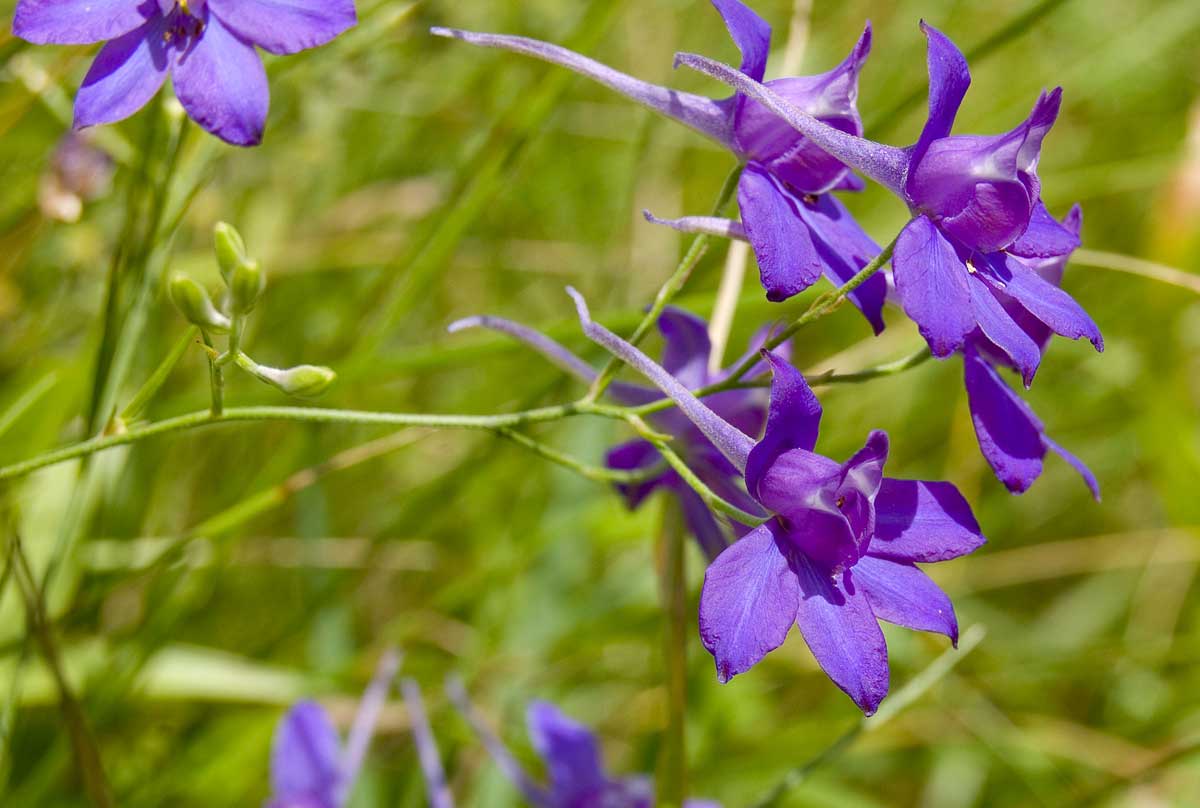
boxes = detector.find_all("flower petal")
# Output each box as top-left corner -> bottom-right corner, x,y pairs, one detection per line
908,21 -> 970,171
1009,201 -> 1081,259
745,351 -> 822,497
893,216 -> 974,357
14,0 -> 150,45
794,193 -> 887,334
870,478 -> 985,562
678,484 -> 732,561
986,253 -> 1103,352
658,306 -> 712,386
527,702 -> 609,805
208,0 -> 355,55
270,701 -> 343,805
738,165 -> 825,302
793,556 -> 889,715
709,0 -> 771,83
855,555 -> 958,643
1044,438 -> 1101,501
73,16 -> 168,130
606,439 -> 669,508
699,524 -> 801,683
171,12 -> 268,146
963,343 -> 1045,493
968,272 -> 1043,387
757,449 -> 859,571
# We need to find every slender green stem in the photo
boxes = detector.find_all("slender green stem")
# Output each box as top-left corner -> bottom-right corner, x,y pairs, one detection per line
584,163 -> 744,402
657,500 -> 688,808
201,332 -> 224,417
808,346 -> 934,386
0,373 -> 58,442
119,327 -> 198,423
494,426 -> 658,484
218,315 -> 244,367
1070,248 -> 1200,294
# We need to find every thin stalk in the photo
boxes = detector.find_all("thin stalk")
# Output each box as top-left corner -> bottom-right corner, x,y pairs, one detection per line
0,373 -> 58,442
584,163 -> 744,402
494,427 -> 656,484
656,500 -> 688,808
1070,248 -> 1200,295
201,331 -> 224,417
809,346 -> 933,386
119,327 -> 198,422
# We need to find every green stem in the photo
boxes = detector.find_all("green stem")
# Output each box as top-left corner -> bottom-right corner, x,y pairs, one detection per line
808,346 -> 933,386
201,332 -> 224,417
657,499 -> 688,808
493,426 -> 660,484
119,327 -> 198,423
584,163 -> 744,402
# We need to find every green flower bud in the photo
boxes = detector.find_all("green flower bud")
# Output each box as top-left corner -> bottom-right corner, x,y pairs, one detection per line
168,273 -> 230,333
237,356 -> 336,398
229,258 -> 265,315
213,221 -> 248,284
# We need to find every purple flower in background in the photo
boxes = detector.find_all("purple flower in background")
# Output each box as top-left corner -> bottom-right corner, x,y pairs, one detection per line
449,308 -> 785,561
963,205 -> 1100,498
570,288 -> 985,714
447,679 -> 719,808
401,678 -> 455,808
432,0 -> 889,333
12,0 -> 357,146
267,650 -> 398,808
676,22 -> 1103,382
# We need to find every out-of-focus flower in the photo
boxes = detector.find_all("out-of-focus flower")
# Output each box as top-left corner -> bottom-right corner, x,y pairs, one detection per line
266,650 -> 398,808
13,0 -> 357,145
38,132 -> 114,222
962,205 -> 1100,499
676,23 -> 1102,383
433,0 -> 888,332
447,678 -> 719,808
571,288 -> 985,715
449,308 -> 786,560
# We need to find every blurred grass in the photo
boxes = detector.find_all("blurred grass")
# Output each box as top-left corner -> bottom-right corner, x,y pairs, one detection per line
1,0 -> 1199,806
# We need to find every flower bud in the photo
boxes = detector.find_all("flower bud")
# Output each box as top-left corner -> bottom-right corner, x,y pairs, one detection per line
213,221 -> 249,284
168,273 -> 230,333
239,357 -> 336,398
229,258 -> 265,315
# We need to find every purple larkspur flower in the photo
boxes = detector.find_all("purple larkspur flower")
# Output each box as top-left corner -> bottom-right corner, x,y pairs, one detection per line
449,308 -> 785,561
569,288 -> 985,714
13,0 -> 357,146
432,0 -> 888,333
963,204 -> 1099,498
267,650 -> 398,808
676,22 -> 1103,383
448,679 -> 718,808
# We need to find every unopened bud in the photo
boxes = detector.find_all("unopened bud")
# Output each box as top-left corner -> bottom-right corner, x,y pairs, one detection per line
168,273 -> 230,333
240,357 -> 336,398
213,221 -> 249,284
229,258 -> 265,315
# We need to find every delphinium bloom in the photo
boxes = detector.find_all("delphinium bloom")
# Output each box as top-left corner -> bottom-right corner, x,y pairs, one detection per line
450,308 -> 785,560
266,650 -> 398,808
569,288 -> 985,714
964,204 -> 1099,498
447,678 -> 718,808
676,22 -> 1103,383
433,0 -> 889,333
12,0 -> 357,145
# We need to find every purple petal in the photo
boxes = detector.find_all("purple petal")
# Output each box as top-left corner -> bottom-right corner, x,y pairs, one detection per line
679,484 -> 732,561
1044,438 -> 1101,501
606,439 -> 669,508
433,28 -> 734,148
1008,201 -> 1081,260
569,288 -> 755,472
834,172 -> 867,192
644,210 -> 746,241
738,165 -> 825,302
855,555 -> 958,644
744,351 -> 822,498
967,273 -> 1043,387
792,556 -> 889,715
171,12 -> 268,146
208,0 -> 355,55
837,430 -> 890,548
658,306 -> 712,387
756,449 -> 860,571
270,701 -> 343,806
892,216 -> 974,358
793,193 -> 887,334
73,16 -> 169,130
699,524 -> 801,683
527,702 -> 608,804
984,253 -> 1103,352
709,0 -> 771,83
675,52 -> 908,196
907,22 -> 970,175
13,0 -> 150,45
870,478 -> 986,563
401,679 -> 455,808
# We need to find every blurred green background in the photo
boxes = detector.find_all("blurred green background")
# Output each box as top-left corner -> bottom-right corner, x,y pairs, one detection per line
2,0 -> 1199,805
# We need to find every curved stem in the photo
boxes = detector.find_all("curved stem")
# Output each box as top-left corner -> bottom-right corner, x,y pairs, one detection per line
1070,248 -> 1200,295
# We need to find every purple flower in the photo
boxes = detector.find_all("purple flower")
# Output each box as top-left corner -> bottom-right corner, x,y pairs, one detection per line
962,205 -> 1100,499
570,288 -> 985,714
448,679 -> 718,808
267,650 -> 398,808
13,0 -> 357,146
675,23 -> 1103,382
432,0 -> 889,333
449,308 -> 784,561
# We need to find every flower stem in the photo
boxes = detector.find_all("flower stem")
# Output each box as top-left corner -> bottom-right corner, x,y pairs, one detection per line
656,499 -> 688,808
201,331 -> 224,417
584,163 -> 744,403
